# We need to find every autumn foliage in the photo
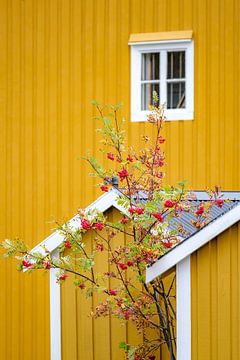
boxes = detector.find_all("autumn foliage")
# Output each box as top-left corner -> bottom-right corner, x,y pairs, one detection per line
2,98 -> 224,360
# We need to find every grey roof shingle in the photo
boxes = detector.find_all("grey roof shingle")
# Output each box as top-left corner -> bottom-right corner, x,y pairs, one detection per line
160,191 -> 240,257
130,189 -> 240,258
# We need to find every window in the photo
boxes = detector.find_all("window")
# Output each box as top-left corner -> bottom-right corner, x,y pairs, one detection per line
129,33 -> 194,121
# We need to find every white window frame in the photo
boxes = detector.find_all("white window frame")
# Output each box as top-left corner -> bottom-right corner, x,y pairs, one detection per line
130,39 -> 194,122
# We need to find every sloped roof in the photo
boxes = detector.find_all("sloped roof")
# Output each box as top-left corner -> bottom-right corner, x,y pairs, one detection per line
32,189 -> 240,279
164,193 -> 239,240
146,191 -> 240,282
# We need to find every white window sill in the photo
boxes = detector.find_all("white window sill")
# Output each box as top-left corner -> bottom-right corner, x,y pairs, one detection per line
131,109 -> 194,122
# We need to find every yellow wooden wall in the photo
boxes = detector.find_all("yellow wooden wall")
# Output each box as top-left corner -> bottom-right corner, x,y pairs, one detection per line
191,222 -> 240,360
61,208 -> 175,360
0,0 -> 239,359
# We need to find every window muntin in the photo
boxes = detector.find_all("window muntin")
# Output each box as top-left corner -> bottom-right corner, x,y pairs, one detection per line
130,40 -> 194,121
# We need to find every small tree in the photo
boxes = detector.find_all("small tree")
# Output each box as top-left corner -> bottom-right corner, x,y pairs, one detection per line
2,99 -> 224,360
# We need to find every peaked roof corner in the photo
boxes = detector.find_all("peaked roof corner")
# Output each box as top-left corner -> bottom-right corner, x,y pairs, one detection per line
31,187 -> 125,256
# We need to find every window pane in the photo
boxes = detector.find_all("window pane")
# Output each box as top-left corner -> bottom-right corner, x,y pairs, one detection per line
167,82 -> 185,109
167,51 -> 185,79
141,83 -> 160,110
141,53 -> 160,80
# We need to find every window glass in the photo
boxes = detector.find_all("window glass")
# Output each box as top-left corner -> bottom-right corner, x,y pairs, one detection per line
167,51 -> 185,79
167,82 -> 185,109
141,53 -> 160,110
141,53 -> 160,80
167,51 -> 186,109
141,83 -> 160,110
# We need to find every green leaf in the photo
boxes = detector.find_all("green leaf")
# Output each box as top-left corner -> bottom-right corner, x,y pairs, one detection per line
178,179 -> 188,188
111,102 -> 123,111
119,341 -> 130,351
128,346 -> 136,360
91,99 -> 99,106
152,90 -> 159,106
86,287 -> 93,298
137,274 -> 145,284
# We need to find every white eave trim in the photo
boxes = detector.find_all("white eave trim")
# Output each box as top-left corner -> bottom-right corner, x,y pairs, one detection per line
146,203 -> 240,282
31,189 -> 126,255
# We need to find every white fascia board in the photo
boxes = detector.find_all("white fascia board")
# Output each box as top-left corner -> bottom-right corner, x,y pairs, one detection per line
146,203 -> 240,282
31,189 -> 127,255
50,250 -> 61,360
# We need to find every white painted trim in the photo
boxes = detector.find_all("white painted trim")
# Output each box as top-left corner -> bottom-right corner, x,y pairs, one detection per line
50,250 -> 61,360
146,203 -> 240,282
31,189 -> 126,255
176,256 -> 191,360
130,40 -> 194,122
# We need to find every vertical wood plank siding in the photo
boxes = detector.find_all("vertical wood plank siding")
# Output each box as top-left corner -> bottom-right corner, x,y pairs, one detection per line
61,209 -> 141,360
0,0 -> 239,359
61,208 -> 175,360
191,223 -> 240,360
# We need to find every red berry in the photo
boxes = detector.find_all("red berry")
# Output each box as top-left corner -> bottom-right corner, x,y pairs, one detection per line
81,218 -> 91,230
64,241 -> 72,249
149,355 -> 156,360
96,243 -> 104,252
164,199 -> 175,208
121,217 -> 128,225
94,222 -> 104,231
127,155 -> 133,162
59,274 -> 68,281
127,260 -> 134,267
107,152 -> 115,161
109,288 -> 117,296
135,207 -> 144,215
119,263 -> 128,270
195,205 -> 204,216
124,310 -> 131,320
158,136 -> 166,144
41,260 -> 51,269
152,212 -> 164,222
118,169 -> 129,181
22,260 -> 33,268
163,241 -> 172,248
216,199 -> 224,208
100,185 -> 109,192
128,206 -> 136,214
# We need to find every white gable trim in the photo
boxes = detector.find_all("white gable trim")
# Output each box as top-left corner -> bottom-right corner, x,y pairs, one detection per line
176,256 -> 191,360
32,189 -> 126,256
146,202 -> 240,282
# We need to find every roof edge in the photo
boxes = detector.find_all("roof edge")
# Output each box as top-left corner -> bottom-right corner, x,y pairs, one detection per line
146,202 -> 240,283
31,188 -> 126,255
